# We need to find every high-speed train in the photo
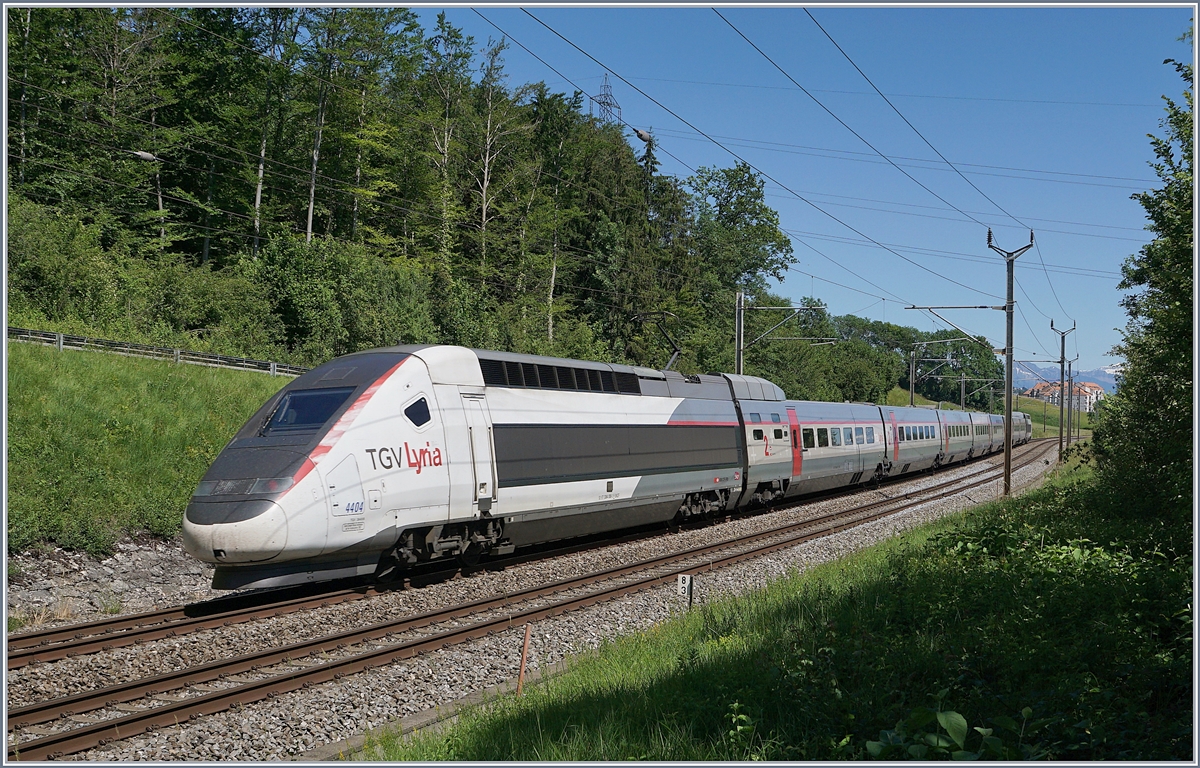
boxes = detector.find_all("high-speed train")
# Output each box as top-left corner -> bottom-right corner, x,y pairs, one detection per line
183,345 -> 1032,590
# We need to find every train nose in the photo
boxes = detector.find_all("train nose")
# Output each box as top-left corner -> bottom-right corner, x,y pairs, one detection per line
182,499 -> 289,564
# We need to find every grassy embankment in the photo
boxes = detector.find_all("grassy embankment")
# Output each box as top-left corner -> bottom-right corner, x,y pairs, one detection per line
884,386 -> 1092,439
362,457 -> 1191,761
7,341 -> 286,557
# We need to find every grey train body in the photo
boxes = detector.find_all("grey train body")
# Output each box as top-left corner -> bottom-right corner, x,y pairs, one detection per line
183,345 -> 1032,590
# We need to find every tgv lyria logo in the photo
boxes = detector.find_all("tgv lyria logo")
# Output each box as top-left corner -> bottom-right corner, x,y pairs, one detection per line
364,443 -> 444,474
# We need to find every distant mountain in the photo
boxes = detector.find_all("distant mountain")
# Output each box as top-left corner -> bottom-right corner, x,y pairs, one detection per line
1012,363 -> 1120,394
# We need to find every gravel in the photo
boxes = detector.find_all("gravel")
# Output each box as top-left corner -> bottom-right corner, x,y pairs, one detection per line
6,449 -> 1056,761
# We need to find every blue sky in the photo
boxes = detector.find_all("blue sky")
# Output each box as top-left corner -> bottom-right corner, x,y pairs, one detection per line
415,6 -> 1193,371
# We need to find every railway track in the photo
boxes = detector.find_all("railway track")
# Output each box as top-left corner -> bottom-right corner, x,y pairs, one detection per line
7,439 -> 1053,760
8,442 -> 1040,670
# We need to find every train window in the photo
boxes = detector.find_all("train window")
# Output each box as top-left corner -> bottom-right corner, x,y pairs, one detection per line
830,428 -> 841,446
537,364 -> 558,389
932,426 -> 937,439
855,427 -> 865,445
775,428 -> 784,440
522,363 -> 540,388
817,428 -> 829,447
802,428 -> 815,449
504,361 -> 523,387
615,372 -> 641,394
589,369 -> 604,391
479,359 -> 507,386
556,366 -> 577,390
771,413 -> 782,423
600,371 -> 618,392
753,429 -> 764,440
263,387 -> 355,435
404,397 -> 431,427
748,413 -> 761,423
844,427 -> 854,445
866,427 -> 875,444
792,430 -> 798,448
898,427 -> 905,442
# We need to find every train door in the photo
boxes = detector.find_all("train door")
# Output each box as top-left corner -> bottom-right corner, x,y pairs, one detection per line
786,407 -> 802,479
321,454 -> 365,555
879,407 -> 899,468
460,394 -> 497,516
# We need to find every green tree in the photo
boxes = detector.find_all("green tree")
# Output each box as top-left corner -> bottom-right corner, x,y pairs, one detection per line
1092,32 -> 1193,513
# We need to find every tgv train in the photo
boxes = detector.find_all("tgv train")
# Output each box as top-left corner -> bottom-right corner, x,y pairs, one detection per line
183,346 -> 1032,589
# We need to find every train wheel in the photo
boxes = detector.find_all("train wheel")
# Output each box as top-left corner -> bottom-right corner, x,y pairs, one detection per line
457,542 -> 483,568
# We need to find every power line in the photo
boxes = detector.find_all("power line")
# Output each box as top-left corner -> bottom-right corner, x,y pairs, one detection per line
520,9 -> 1003,301
621,75 -> 1163,109
760,188 -> 1150,243
653,128 -> 1155,188
726,9 -> 1069,325
714,9 -> 990,231
805,8 -> 1027,229
782,228 -> 1122,280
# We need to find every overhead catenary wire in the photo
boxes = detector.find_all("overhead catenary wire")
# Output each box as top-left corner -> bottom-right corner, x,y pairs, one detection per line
477,9 -> 999,344
721,9 -> 1069,327
761,188 -> 1149,243
18,10 -> 1017,345
519,9 -> 1004,301
714,9 -> 991,232
804,9 -> 1077,323
783,228 -> 1121,280
621,74 -> 1163,110
657,129 -> 1153,191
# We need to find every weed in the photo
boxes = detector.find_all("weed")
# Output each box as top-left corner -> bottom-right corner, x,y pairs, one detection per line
98,591 -> 122,615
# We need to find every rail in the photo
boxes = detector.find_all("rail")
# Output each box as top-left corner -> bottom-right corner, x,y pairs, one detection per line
7,441 -> 1055,760
6,327 -> 310,377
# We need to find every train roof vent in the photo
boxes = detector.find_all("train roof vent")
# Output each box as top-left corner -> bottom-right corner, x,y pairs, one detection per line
614,372 -> 641,394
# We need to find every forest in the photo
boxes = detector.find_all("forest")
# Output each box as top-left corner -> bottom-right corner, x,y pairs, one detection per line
6,7 -> 1003,407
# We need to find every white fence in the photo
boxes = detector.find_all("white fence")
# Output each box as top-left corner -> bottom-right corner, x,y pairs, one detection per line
7,327 -> 310,377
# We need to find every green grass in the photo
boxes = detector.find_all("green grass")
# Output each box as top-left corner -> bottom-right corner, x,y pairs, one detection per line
7,342 -> 287,556
363,460 -> 1191,761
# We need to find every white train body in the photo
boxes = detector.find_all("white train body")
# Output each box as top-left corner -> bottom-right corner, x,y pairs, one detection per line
182,345 -> 1029,589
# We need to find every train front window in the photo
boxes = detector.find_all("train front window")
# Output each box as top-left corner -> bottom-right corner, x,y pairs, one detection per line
263,387 -> 356,435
